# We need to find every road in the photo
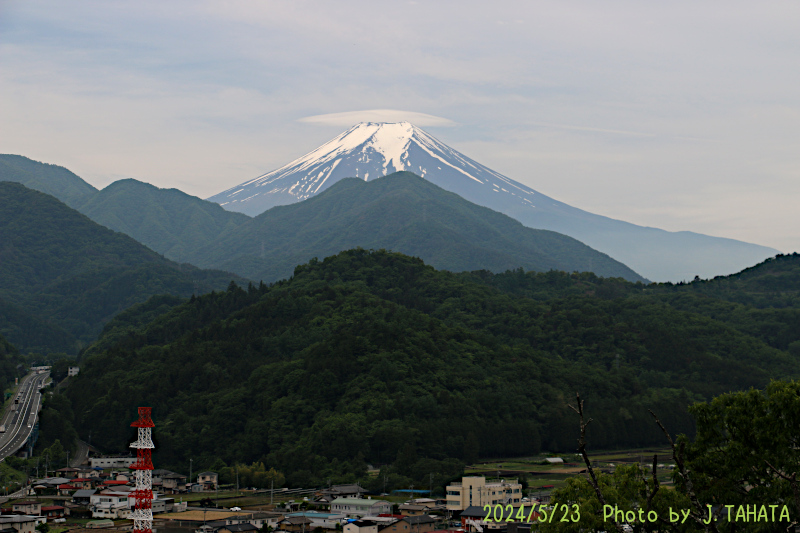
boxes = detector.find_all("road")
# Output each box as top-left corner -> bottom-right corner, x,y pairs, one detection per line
0,371 -> 49,460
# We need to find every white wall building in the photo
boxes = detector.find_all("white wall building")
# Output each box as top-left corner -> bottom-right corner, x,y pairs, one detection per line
330,498 -> 392,518
89,456 -> 136,468
446,477 -> 523,511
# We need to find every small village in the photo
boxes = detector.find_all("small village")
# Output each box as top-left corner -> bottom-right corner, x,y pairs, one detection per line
0,454 -> 555,533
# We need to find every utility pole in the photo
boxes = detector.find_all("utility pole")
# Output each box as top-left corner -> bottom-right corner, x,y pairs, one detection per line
236,468 -> 239,495
189,458 -> 193,486
429,473 -> 433,498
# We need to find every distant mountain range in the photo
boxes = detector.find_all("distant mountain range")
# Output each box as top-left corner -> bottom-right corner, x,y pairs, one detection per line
1,154 -> 645,283
186,172 -> 646,283
0,181 -> 243,354
206,122 -> 779,282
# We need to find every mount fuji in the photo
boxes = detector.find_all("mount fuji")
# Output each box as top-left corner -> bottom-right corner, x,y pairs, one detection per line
207,122 -> 777,282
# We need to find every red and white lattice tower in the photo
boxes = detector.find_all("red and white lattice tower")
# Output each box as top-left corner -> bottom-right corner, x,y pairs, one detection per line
129,408 -> 155,533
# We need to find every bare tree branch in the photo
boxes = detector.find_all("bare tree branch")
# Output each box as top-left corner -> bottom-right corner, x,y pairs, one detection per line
764,460 -> 800,533
645,453 -> 660,513
568,393 -> 624,532
649,409 -> 719,533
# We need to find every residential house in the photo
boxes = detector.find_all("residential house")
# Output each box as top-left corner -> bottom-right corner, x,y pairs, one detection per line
277,516 -> 313,533
0,516 -> 38,533
68,367 -> 79,377
89,491 -> 131,519
224,511 -> 284,530
344,520 -> 379,533
218,524 -> 258,533
331,499 -> 392,518
197,472 -> 218,490
70,478 -> 95,490
72,489 -> 97,506
58,484 -> 81,496
319,484 -> 367,500
40,507 -> 67,519
161,474 -> 188,492
285,511 -> 347,529
445,477 -> 522,511
380,516 -> 435,533
11,503 -> 41,516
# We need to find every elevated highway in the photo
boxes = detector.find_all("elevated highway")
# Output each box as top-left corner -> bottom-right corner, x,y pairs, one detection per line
0,371 -> 49,460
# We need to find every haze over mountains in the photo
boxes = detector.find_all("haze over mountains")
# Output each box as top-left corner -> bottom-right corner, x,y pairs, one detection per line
207,122 -> 778,282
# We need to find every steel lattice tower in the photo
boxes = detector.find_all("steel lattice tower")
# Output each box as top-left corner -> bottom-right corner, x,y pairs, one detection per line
129,408 -> 155,533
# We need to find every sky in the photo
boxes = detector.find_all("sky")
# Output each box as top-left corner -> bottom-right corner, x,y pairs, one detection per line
1,1 -> 798,251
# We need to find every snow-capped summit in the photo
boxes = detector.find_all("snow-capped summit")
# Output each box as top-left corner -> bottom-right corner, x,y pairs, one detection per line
207,122 -> 776,282
207,121 -> 552,216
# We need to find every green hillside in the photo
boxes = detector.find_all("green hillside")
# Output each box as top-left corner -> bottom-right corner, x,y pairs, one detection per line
0,182 -> 245,353
76,179 -> 251,263
0,154 -> 97,208
59,249 -> 800,485
187,172 -> 647,282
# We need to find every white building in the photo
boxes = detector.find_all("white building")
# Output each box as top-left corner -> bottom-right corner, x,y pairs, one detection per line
68,366 -> 80,377
89,456 -> 137,468
446,477 -> 523,511
89,491 -> 131,519
330,498 -> 392,518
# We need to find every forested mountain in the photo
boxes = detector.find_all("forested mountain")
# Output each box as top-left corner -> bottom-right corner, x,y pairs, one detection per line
0,154 -> 97,208
0,333 -> 23,394
188,172 -> 646,282
55,249 -> 800,487
76,179 -> 251,263
0,182 -> 245,354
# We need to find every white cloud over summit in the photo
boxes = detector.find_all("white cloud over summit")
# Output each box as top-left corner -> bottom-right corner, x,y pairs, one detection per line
299,110 -> 455,127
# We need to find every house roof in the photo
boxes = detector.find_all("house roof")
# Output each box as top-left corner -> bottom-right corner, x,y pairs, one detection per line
332,498 -> 388,506
198,471 -> 218,476
12,502 -> 39,506
73,489 -> 97,498
41,506 -> 66,512
459,506 -> 487,518
323,484 -> 366,494
222,524 -> 259,532
401,516 -> 435,525
281,517 -> 313,525
0,516 -> 38,523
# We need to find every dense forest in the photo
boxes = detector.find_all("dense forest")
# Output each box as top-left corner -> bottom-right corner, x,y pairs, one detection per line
48,249 -> 800,488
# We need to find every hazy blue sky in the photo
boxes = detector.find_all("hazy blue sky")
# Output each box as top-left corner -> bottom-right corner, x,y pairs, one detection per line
1,1 -> 798,251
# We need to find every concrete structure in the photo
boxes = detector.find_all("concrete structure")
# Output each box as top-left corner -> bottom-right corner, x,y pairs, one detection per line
68,367 -> 80,377
89,456 -> 137,468
445,477 -> 523,511
331,498 -> 392,518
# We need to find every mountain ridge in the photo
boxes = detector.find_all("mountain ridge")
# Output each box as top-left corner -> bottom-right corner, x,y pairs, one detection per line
189,172 -> 647,283
206,122 -> 778,282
